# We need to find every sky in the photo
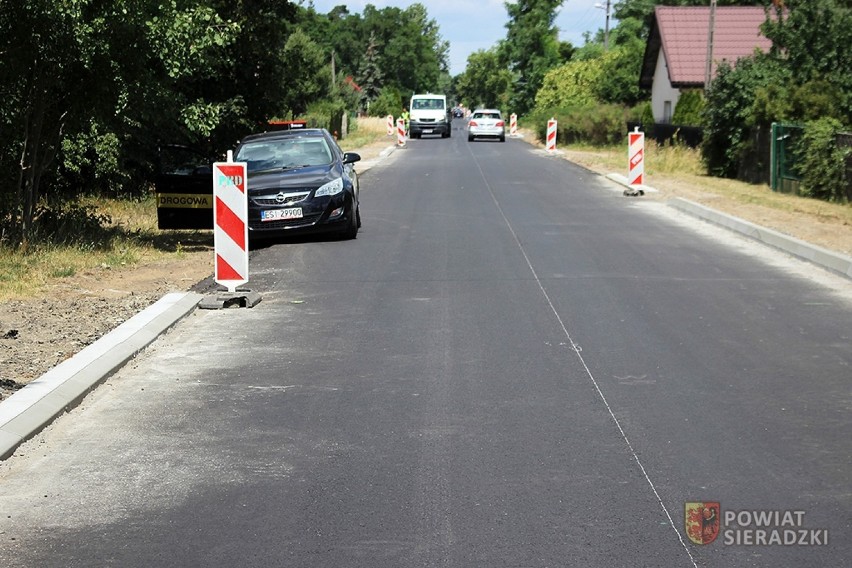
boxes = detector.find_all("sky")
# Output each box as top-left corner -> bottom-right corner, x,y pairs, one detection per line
302,0 -> 616,76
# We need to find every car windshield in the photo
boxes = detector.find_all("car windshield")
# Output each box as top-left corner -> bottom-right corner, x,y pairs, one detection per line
412,98 -> 444,110
236,138 -> 332,172
473,112 -> 501,119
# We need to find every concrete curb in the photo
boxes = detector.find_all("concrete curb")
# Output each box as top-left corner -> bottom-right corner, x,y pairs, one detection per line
668,197 -> 852,280
0,292 -> 202,460
356,144 -> 397,173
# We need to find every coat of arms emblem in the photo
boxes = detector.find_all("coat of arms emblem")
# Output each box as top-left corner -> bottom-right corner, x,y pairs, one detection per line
685,502 -> 721,545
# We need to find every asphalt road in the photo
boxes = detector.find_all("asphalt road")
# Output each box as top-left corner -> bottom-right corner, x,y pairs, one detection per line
1,126 -> 850,567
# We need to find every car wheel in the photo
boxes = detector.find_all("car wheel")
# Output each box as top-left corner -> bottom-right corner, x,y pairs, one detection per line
341,205 -> 359,239
356,205 -> 361,228
500,135 -> 506,142
468,135 -> 474,142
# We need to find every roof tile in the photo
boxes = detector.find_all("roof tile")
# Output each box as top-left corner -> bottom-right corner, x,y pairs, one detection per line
656,6 -> 773,86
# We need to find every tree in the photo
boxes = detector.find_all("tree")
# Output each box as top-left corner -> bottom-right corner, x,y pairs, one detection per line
594,43 -> 645,106
535,58 -> 604,110
455,49 -> 512,110
296,3 -> 365,90
357,32 -> 384,112
672,90 -> 705,125
797,117 -> 849,202
297,3 -> 448,98
534,42 -> 644,110
761,0 -> 852,124
364,3 -> 449,95
700,0 -> 850,185
0,0 -> 89,247
499,0 -> 562,115
208,0 -> 297,130
0,0 -> 240,248
368,87 -> 404,118
279,28 -> 331,117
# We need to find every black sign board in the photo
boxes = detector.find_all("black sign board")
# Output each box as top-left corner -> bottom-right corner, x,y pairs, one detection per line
155,145 -> 215,230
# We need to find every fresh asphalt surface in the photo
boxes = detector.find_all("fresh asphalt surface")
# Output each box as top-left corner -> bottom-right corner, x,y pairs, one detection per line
1,125 -> 850,567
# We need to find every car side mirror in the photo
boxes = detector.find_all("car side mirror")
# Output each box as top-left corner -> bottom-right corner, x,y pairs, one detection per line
343,152 -> 361,164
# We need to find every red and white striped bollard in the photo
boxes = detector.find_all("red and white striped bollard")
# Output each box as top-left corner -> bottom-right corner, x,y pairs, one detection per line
397,118 -> 406,147
510,113 -> 518,136
213,152 -> 249,293
546,118 -> 557,152
628,127 -> 645,187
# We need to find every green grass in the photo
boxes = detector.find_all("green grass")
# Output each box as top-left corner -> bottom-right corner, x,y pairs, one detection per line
49,265 -> 77,278
1,193 -> 212,301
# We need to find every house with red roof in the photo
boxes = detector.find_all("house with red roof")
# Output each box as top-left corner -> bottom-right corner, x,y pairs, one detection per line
639,5 -> 774,124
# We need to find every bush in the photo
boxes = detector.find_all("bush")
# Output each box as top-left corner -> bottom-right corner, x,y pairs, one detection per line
637,102 -> 655,137
672,90 -> 705,126
528,104 -> 633,147
702,57 -> 791,178
797,117 -> 850,203
791,80 -> 847,123
301,100 -> 347,137
368,88 -> 404,118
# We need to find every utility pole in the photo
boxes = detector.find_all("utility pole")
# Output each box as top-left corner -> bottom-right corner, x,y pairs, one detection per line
704,0 -> 717,90
595,1 -> 612,52
331,50 -> 337,92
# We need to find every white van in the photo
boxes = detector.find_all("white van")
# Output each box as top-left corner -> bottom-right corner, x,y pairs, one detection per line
409,94 -> 451,139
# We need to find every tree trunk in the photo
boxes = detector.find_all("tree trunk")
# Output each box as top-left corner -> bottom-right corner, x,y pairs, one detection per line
17,70 -> 64,251
20,85 -> 46,251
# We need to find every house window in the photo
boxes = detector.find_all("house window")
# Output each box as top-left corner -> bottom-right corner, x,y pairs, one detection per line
663,101 -> 672,123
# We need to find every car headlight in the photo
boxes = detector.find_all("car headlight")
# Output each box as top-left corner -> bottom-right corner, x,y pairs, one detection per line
314,177 -> 344,197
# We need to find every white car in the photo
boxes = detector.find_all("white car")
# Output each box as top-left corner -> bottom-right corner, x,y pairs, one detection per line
467,109 -> 506,142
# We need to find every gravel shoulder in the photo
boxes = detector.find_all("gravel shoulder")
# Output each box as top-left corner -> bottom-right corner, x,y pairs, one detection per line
1,135 -> 849,402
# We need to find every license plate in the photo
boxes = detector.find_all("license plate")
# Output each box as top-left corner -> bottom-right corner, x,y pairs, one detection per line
261,208 -> 303,221
422,129 -> 433,134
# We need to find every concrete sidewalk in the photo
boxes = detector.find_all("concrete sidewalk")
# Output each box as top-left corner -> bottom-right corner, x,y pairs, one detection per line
0,292 -> 202,459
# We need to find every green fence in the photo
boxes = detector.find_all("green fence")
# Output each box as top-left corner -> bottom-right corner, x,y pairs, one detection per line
770,123 -> 803,194
838,132 -> 852,202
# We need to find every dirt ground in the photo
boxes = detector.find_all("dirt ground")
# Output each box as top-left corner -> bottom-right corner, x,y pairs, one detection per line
0,253 -> 215,401
1,135 -> 850,402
